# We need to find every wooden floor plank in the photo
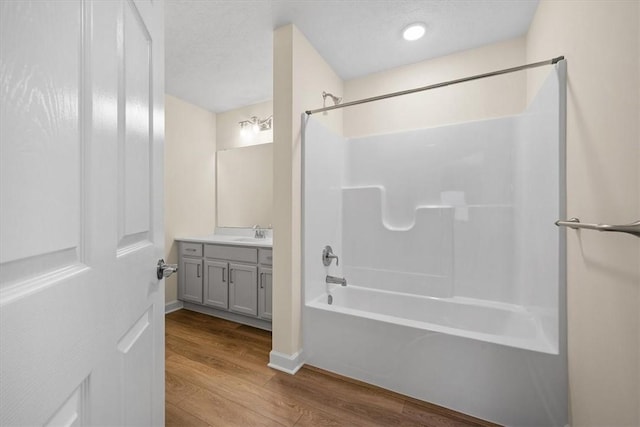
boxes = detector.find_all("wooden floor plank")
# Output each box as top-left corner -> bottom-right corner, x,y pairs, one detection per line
168,309 -> 272,349
168,309 -> 241,330
401,400 -> 499,427
178,384 -> 286,427
166,353 -> 304,427
166,401 -> 210,427
264,370 -> 408,427
165,370 -> 200,405
293,366 -> 405,413
292,405 -> 372,427
165,309 -> 500,427
166,312 -> 270,349
166,318 -> 270,358
166,333 -> 274,385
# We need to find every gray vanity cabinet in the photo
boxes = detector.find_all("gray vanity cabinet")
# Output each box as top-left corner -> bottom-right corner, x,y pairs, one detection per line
204,260 -> 228,309
203,244 -> 259,316
178,242 -> 204,304
177,239 -> 272,330
228,263 -> 258,316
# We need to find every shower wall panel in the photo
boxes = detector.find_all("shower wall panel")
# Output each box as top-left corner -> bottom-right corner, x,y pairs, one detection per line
343,117 -> 519,303
302,117 -> 346,303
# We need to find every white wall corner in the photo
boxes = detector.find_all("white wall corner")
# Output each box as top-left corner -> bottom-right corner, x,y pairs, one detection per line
164,300 -> 183,314
268,349 -> 305,375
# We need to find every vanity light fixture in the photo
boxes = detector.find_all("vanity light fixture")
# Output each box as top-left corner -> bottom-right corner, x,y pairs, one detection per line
402,22 -> 426,41
239,115 -> 272,136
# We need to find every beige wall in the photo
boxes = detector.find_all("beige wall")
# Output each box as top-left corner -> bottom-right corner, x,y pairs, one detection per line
273,10 -> 639,424
216,100 -> 273,151
527,2 -> 640,425
164,95 -> 217,303
344,37 -> 527,137
272,24 -> 343,357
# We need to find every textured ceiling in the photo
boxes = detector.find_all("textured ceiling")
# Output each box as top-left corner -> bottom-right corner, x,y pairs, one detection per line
165,0 -> 539,113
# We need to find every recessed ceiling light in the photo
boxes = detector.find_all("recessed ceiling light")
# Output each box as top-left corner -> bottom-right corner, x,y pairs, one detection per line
402,23 -> 426,41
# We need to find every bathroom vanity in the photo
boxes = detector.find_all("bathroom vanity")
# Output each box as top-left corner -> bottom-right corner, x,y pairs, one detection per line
176,234 -> 272,331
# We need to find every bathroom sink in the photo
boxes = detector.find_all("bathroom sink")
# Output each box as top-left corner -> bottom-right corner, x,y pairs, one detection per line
231,237 -> 261,242
227,236 -> 272,244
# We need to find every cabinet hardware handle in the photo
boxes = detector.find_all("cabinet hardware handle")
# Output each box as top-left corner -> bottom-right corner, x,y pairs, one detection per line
186,248 -> 196,252
230,269 -> 234,284
260,273 -> 264,289
222,267 -> 226,282
197,264 -> 200,278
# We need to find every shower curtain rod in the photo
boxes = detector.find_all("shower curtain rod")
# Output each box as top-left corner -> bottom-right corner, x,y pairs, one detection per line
305,56 -> 564,115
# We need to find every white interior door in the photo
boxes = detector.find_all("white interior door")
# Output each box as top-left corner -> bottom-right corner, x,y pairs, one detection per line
0,0 -> 165,425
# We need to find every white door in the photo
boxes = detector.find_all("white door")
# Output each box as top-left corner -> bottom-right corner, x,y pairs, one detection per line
0,0 -> 165,425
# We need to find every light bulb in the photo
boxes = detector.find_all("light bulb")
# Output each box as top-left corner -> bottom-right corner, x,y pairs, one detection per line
403,23 -> 426,41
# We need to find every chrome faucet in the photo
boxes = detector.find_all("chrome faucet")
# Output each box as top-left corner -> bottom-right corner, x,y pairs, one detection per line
322,245 -> 339,266
326,275 -> 347,286
253,224 -> 265,239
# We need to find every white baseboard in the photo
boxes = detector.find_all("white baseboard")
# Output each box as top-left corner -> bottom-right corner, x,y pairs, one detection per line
268,350 -> 305,375
164,300 -> 183,314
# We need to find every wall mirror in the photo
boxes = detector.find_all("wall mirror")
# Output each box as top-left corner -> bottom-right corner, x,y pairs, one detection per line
216,143 -> 273,228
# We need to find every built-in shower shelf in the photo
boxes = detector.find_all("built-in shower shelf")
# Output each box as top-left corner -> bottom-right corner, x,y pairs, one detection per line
342,186 -> 453,231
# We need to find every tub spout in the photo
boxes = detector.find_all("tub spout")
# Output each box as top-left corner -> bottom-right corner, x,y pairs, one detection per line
326,275 -> 347,286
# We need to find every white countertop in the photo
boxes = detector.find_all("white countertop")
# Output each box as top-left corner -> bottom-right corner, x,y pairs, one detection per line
175,234 -> 272,248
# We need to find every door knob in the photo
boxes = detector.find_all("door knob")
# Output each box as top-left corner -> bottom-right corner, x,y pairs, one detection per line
157,259 -> 178,280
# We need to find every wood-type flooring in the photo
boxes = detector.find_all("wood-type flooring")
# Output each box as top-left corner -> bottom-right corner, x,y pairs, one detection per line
165,309 -> 499,427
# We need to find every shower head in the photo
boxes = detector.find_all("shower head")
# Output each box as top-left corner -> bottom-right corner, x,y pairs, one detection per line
322,91 -> 342,106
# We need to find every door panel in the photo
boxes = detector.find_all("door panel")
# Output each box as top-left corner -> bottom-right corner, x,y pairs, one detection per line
0,0 -> 85,300
117,307 -> 154,426
118,0 -> 152,250
229,263 -> 258,316
0,1 -> 165,425
259,267 -> 273,320
181,257 -> 203,304
205,260 -> 229,309
44,379 -> 89,427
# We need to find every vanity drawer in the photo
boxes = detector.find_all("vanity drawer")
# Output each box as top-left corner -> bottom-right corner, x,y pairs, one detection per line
181,242 -> 203,257
205,244 -> 257,264
258,249 -> 272,266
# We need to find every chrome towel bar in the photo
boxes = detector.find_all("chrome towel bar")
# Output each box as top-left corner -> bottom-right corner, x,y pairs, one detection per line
555,217 -> 640,237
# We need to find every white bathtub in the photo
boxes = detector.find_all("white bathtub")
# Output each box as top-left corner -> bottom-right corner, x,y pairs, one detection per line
308,285 -> 555,354
303,285 -> 567,426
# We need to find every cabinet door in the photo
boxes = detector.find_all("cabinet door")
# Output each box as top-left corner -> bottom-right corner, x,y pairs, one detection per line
258,267 -> 273,321
204,260 -> 228,310
228,263 -> 258,316
180,257 -> 203,304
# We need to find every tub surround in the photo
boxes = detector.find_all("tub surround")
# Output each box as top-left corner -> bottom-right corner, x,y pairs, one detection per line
303,65 -> 567,426
175,229 -> 273,330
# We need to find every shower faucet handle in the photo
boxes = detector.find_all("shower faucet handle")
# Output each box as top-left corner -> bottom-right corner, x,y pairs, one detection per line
322,245 -> 339,267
